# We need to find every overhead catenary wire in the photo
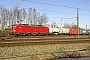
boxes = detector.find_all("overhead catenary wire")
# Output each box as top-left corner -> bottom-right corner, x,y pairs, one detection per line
21,0 -> 76,9
21,0 -> 90,11
0,4 -> 76,15
0,4 -> 90,17
20,0 -> 90,16
1,0 -> 90,17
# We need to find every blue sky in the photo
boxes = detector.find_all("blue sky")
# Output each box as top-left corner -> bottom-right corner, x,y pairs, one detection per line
0,0 -> 90,29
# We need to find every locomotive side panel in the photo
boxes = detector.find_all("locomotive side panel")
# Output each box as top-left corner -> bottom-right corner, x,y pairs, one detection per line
10,24 -> 50,36
36,26 -> 49,33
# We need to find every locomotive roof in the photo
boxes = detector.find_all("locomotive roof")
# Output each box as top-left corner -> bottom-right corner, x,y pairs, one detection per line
22,24 -> 45,27
22,24 -> 29,25
11,24 -> 48,27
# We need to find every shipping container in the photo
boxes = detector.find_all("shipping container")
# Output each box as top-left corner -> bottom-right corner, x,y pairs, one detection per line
70,28 -> 79,35
86,30 -> 90,35
52,27 -> 59,32
80,29 -> 86,35
59,28 -> 70,34
52,27 -> 60,35
88,30 -> 90,34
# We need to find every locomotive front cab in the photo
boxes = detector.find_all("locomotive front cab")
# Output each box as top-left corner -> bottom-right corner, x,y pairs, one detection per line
9,25 -> 15,35
9,24 -> 22,35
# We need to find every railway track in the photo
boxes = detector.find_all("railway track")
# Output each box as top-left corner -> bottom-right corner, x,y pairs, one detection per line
0,36 -> 90,47
0,40 -> 90,47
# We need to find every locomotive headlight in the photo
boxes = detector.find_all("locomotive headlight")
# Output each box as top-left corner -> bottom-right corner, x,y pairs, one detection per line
13,30 -> 16,32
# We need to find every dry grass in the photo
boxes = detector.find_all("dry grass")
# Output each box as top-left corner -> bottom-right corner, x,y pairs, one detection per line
0,42 -> 90,60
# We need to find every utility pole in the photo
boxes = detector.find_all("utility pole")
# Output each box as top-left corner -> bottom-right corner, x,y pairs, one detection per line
29,8 -> 33,26
77,8 -> 79,38
86,25 -> 90,30
60,20 -> 62,28
86,25 -> 88,30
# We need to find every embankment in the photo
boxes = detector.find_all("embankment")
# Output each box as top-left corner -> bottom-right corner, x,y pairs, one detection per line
0,42 -> 90,60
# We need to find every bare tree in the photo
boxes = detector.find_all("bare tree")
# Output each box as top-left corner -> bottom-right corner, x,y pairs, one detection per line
27,8 -> 49,25
5,9 -> 12,27
0,6 -> 3,26
36,12 -> 40,25
9,10 -> 13,26
27,8 -> 38,25
12,6 -> 21,24
37,13 -> 48,25
71,22 -> 77,28
51,22 -> 57,28
19,8 -> 26,23
0,6 -> 49,28
1,7 -> 7,28
32,8 -> 37,25
63,22 -> 78,28
28,8 -> 33,25
0,5 -> 6,36
63,23 -> 70,28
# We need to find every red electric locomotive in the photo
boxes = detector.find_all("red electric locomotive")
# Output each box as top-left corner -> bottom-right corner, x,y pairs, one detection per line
9,24 -> 50,36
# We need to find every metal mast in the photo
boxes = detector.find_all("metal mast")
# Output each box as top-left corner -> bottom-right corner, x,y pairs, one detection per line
77,8 -> 79,38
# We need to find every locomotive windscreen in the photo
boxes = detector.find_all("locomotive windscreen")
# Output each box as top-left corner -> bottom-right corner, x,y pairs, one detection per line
11,25 -> 15,28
